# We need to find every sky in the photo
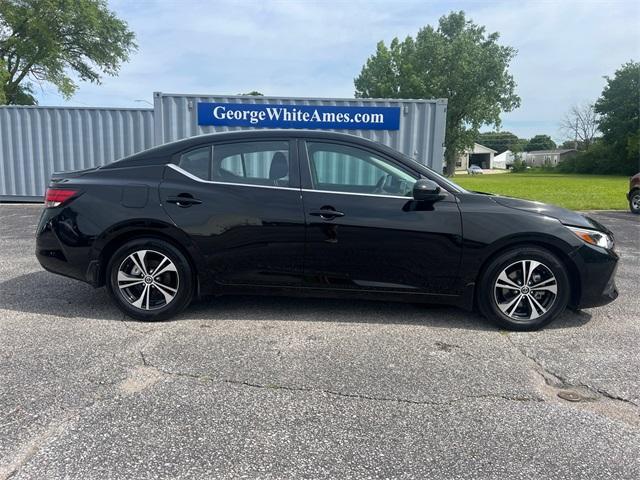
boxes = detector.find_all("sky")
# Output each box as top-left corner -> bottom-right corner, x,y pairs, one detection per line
34,0 -> 640,141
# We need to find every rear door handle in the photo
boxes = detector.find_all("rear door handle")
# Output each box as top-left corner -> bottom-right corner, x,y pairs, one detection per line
166,195 -> 202,207
309,209 -> 345,220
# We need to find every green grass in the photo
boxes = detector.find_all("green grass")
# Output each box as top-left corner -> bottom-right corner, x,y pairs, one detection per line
453,173 -> 629,211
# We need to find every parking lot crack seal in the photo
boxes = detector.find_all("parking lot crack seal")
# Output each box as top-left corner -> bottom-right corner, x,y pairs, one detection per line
1,396 -> 108,480
222,379 -> 539,405
138,356 -> 539,406
588,385 -> 639,408
504,333 -> 640,417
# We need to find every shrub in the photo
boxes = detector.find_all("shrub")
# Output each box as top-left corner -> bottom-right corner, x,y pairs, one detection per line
511,159 -> 527,172
556,141 -> 630,174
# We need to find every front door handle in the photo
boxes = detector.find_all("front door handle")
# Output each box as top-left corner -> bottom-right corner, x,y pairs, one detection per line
166,194 -> 202,207
309,209 -> 345,220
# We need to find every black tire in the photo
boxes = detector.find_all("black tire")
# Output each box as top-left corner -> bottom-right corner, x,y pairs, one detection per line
477,246 -> 570,331
629,189 -> 640,214
106,237 -> 194,321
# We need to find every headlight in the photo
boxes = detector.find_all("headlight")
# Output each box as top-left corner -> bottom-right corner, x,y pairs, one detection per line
566,226 -> 614,249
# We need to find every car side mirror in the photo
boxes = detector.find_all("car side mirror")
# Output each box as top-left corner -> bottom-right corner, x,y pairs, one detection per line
413,179 -> 444,202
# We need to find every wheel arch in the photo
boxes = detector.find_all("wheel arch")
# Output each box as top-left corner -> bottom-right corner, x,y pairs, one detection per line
473,238 -> 582,308
629,187 -> 640,211
90,220 -> 207,292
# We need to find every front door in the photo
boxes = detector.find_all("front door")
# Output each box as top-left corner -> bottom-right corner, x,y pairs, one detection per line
300,140 -> 462,295
160,139 -> 305,286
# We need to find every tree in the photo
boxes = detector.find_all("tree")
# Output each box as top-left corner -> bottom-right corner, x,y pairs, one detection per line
476,131 -> 525,154
559,139 -> 586,150
0,59 -> 6,103
559,102 -> 599,149
238,91 -> 264,96
0,0 -> 136,105
594,61 -> 639,175
354,11 -> 520,175
525,135 -> 556,151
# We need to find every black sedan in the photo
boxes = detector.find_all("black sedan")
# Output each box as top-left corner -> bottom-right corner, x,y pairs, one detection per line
36,130 -> 618,330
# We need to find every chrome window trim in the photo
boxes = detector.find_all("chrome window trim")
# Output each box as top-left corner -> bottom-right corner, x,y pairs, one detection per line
166,164 -> 300,191
301,188 -> 411,200
168,164 -> 415,200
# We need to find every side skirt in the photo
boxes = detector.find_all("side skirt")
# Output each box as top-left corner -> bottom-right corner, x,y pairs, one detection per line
200,283 -> 476,311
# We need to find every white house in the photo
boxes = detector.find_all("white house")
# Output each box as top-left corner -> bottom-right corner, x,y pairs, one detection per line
492,150 -> 516,169
455,143 -> 497,171
524,149 -> 578,167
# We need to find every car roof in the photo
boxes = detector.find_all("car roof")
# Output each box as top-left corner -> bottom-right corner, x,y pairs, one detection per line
104,129 -> 404,169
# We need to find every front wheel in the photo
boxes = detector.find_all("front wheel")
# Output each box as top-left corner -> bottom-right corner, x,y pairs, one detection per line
477,246 -> 570,331
629,190 -> 640,214
106,238 -> 194,321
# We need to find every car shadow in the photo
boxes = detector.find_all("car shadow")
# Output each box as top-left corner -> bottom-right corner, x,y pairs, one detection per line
0,270 -> 121,320
0,270 -> 593,331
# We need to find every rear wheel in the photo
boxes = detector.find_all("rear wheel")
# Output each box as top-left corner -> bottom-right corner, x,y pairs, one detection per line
106,238 -> 194,321
629,190 -> 640,214
478,246 -> 570,331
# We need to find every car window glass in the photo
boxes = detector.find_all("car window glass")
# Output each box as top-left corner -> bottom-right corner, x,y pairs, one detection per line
220,155 -> 244,177
306,142 -> 416,196
178,147 -> 210,180
212,141 -> 290,187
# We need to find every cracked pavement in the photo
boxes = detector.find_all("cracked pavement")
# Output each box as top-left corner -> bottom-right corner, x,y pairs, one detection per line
1,205 -> 639,479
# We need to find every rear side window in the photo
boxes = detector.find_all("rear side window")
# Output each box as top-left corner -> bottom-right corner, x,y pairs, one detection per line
178,147 -> 210,180
212,141 -> 290,187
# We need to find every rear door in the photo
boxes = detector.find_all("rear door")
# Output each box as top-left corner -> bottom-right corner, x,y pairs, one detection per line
160,139 -> 305,286
299,140 -> 462,294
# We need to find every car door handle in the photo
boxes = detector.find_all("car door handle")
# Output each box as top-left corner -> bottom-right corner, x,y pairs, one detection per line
166,195 -> 202,207
309,209 -> 345,219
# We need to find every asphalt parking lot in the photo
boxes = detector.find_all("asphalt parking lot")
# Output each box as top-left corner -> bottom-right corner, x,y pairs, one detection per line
1,205 -> 639,479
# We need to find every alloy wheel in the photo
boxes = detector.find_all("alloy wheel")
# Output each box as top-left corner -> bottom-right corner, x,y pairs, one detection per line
632,193 -> 640,211
493,260 -> 558,321
117,249 -> 179,310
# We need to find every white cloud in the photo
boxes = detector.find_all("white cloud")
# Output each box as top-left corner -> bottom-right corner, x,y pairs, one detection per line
35,0 -> 640,139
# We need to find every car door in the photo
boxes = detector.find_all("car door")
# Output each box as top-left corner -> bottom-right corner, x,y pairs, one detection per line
160,139 -> 306,286
300,140 -> 462,294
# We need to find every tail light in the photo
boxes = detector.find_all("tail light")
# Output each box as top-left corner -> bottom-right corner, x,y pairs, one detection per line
44,188 -> 79,208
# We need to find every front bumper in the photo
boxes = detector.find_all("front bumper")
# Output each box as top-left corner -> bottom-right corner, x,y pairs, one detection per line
569,243 -> 619,309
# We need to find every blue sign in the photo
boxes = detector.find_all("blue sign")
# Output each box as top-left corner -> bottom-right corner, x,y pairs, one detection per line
197,102 -> 400,130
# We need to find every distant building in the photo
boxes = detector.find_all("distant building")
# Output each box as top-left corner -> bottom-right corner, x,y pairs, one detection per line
456,143 -> 497,171
493,150 -> 516,169
524,149 -> 578,167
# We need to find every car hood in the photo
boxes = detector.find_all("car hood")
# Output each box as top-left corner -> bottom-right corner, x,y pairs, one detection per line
489,195 -> 609,232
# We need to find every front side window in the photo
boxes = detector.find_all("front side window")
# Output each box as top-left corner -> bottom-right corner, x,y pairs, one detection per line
212,141 -> 290,187
306,142 -> 416,197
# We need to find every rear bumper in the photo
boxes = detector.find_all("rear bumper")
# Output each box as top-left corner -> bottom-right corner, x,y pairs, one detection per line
569,243 -> 619,309
35,207 -> 95,285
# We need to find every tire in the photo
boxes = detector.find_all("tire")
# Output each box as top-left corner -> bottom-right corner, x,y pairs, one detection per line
106,237 -> 194,321
629,190 -> 640,214
477,246 -> 570,331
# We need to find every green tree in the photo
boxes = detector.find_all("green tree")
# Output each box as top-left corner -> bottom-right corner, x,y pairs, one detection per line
0,59 -> 7,103
525,134 -> 556,151
238,91 -> 264,96
594,61 -> 640,174
559,139 -> 584,150
354,11 -> 520,175
476,131 -> 525,154
0,0 -> 136,105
